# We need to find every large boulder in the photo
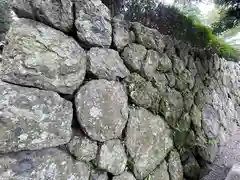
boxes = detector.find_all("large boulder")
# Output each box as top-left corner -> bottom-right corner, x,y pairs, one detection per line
126,107 -> 173,179
11,0 -> 73,33
74,0 -> 112,48
98,140 -> 127,175
1,18 -> 86,94
87,48 -> 129,80
0,81 -> 72,153
75,80 -> 128,142
0,148 -> 90,179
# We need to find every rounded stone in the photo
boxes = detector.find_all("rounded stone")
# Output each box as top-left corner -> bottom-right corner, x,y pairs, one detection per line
98,140 -> 127,175
75,79 -> 128,142
67,132 -> 98,162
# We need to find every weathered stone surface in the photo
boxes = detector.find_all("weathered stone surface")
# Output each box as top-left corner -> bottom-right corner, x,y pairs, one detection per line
146,161 -> 170,180
90,169 -> 108,180
11,0 -> 73,32
175,69 -> 195,91
0,148 -> 90,180
187,55 -> 198,77
172,56 -> 185,74
142,50 -> 169,93
182,152 -> 200,180
190,105 -> 202,133
75,80 -> 128,142
74,0 -> 112,47
127,73 -> 161,112
166,72 -> 176,88
183,90 -> 194,111
0,81 -> 72,153
202,105 -> 220,139
113,171 -> 136,180
225,164 -> 240,180
1,18 -> 86,94
112,14 -> 130,50
159,88 -> 184,127
177,113 -> 191,132
67,131 -> 98,162
156,54 -> 172,73
121,43 -> 147,72
162,35 -> 175,56
126,107 -> 173,179
198,141 -> 219,163
131,22 -> 165,52
98,140 -> 127,175
168,150 -> 184,180
87,48 -> 129,80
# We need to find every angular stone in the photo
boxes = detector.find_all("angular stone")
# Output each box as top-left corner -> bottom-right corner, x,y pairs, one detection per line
131,22 -> 165,52
0,148 -> 90,179
202,105 -> 220,139
121,43 -> 147,72
156,54 -> 172,73
190,105 -> 202,133
112,14 -> 130,50
145,161 -> 170,180
126,107 -> 173,179
74,0 -> 112,48
11,0 -> 73,33
182,90 -> 194,111
142,50 -> 169,93
175,69 -> 195,91
67,131 -> 98,162
1,18 -> 86,94
113,171 -> 136,180
159,88 -> 184,127
127,73 -> 161,113
75,80 -> 128,142
166,72 -> 176,88
168,150 -> 184,180
0,81 -> 72,153
87,48 -> 129,80
225,164 -> 240,180
162,35 -> 175,56
177,113 -> 191,132
172,56 -> 185,74
98,140 -> 127,175
90,169 -> 108,180
187,55 -> 197,77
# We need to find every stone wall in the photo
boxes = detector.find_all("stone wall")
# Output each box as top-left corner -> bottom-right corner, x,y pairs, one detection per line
0,0 -> 239,180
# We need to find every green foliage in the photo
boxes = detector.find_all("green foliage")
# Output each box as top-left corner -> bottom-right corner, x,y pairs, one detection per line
104,0 -> 240,60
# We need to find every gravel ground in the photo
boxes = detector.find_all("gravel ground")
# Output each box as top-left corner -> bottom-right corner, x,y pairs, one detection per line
200,128 -> 240,180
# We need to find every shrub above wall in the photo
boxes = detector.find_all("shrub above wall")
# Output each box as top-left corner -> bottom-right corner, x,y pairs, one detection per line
0,0 -> 240,180
102,0 -> 240,61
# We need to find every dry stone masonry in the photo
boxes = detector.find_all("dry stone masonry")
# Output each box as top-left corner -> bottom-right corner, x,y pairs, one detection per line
0,0 -> 239,180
